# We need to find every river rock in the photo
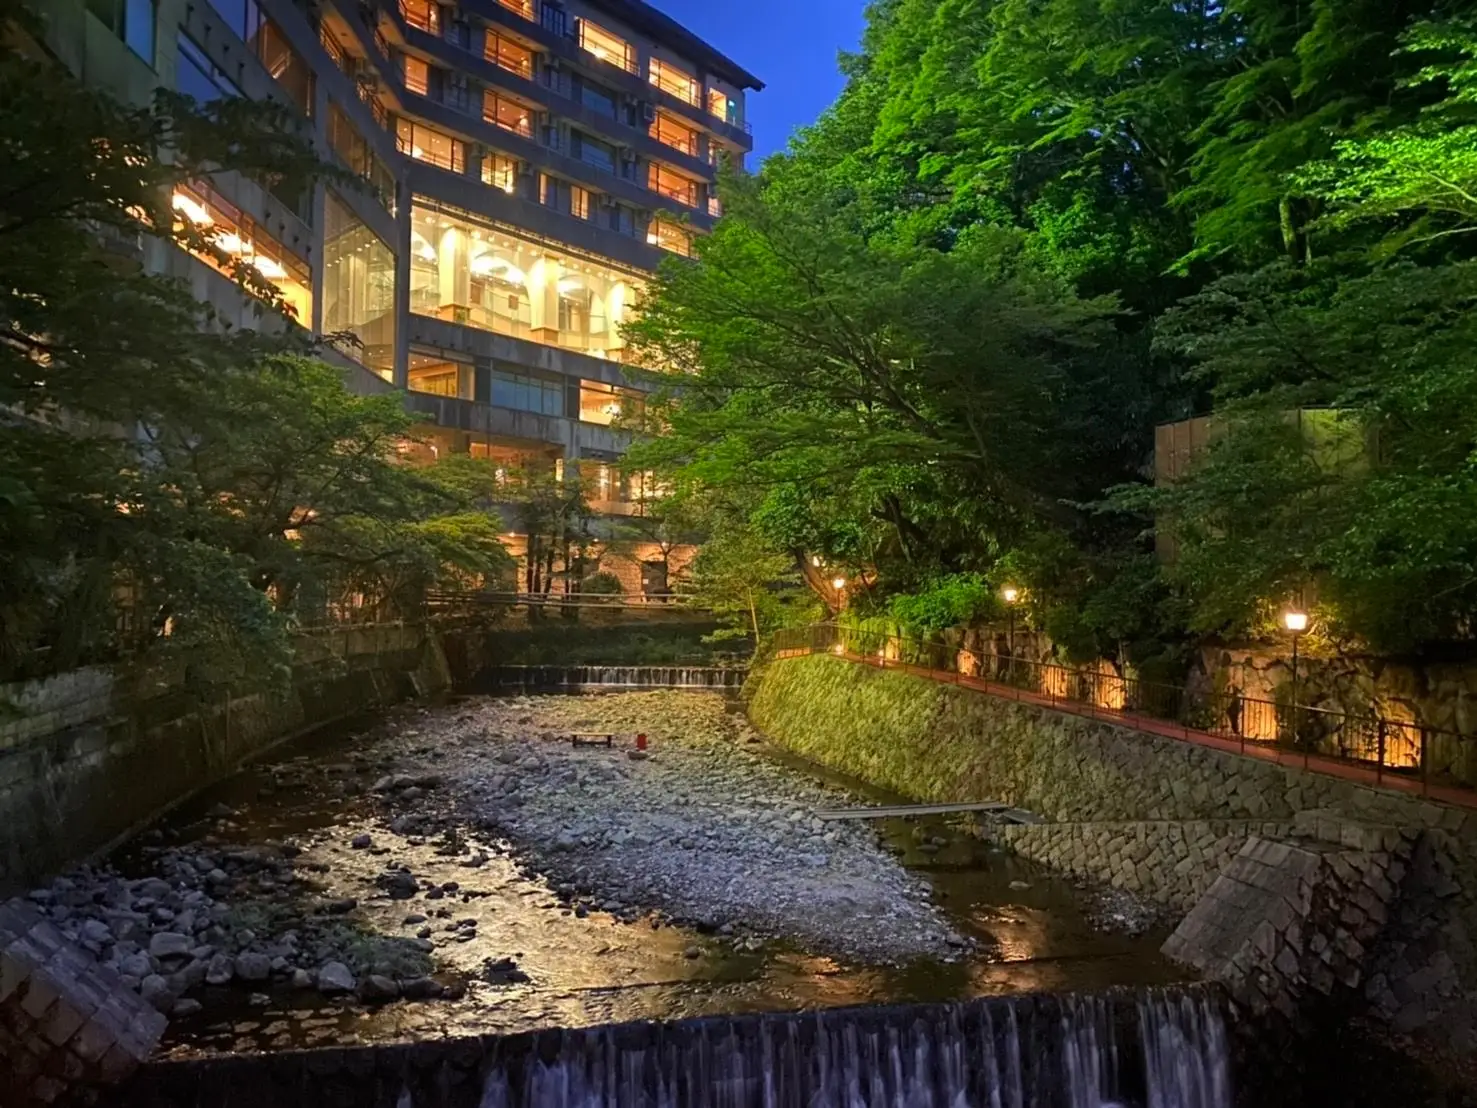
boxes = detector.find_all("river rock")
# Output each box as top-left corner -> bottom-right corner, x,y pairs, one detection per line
358,975 -> 400,1002
400,976 -> 443,1000
291,968 -> 315,989
234,952 -> 272,982
149,932 -> 193,959
205,953 -> 234,986
317,961 -> 356,994
118,951 -> 154,979
140,974 -> 175,1012
173,998 -> 203,1017
350,833 -> 372,849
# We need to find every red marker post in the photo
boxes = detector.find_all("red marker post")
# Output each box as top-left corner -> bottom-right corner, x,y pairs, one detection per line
635,733 -> 648,752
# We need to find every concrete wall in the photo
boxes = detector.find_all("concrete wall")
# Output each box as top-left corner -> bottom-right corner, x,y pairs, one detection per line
0,624 -> 450,894
746,654 -> 1477,1047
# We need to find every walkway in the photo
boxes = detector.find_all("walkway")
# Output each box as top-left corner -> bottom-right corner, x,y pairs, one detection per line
780,647 -> 1477,812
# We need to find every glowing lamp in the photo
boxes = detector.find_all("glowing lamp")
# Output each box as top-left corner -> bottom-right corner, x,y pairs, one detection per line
1283,610 -> 1308,633
832,577 -> 846,590
1002,586 -> 1019,604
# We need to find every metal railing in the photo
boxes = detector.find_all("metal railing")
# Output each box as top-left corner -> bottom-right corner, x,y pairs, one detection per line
426,590 -> 704,611
770,623 -> 1475,796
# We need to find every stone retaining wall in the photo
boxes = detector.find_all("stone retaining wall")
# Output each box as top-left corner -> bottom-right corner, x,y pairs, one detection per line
746,655 -> 1477,1047
989,820 -> 1294,913
0,624 -> 450,894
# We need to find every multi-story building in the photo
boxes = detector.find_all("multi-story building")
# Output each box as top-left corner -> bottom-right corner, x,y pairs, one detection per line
34,0 -> 760,593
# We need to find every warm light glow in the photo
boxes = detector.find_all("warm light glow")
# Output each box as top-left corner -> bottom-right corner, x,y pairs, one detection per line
251,256 -> 287,280
171,191 -> 212,225
832,576 -> 847,590
1283,610 -> 1309,633
811,555 -> 822,567
557,277 -> 583,294
1002,586 -> 1019,604
832,643 -> 844,656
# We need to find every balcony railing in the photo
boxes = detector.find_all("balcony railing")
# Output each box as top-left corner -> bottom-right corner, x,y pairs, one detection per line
497,0 -> 535,20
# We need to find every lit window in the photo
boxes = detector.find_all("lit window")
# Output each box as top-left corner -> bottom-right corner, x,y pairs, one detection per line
649,113 -> 697,156
649,58 -> 698,107
323,193 -> 397,380
403,55 -> 430,95
707,194 -> 722,218
706,87 -> 735,123
571,186 -> 591,221
395,119 -> 466,173
482,153 -> 518,193
579,380 -> 642,425
485,31 -> 532,78
578,19 -> 635,73
646,219 -> 692,256
400,0 -> 438,33
408,350 -> 470,397
255,16 -> 314,116
648,164 -> 698,207
497,0 -> 533,18
171,181 -> 313,321
484,92 -> 532,137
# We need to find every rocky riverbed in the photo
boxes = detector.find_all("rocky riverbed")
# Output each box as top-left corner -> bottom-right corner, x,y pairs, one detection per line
13,690 -> 1176,1047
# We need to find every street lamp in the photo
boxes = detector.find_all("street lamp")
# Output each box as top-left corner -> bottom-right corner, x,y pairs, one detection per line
832,576 -> 847,591
1284,608 -> 1308,744
1002,586 -> 1020,678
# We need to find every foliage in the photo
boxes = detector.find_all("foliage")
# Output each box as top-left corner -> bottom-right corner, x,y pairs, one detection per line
582,572 -> 625,596
0,23 -> 508,683
679,522 -> 814,642
887,574 -> 1000,636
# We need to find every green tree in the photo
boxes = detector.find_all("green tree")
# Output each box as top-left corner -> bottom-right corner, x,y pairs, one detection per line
680,524 -> 808,642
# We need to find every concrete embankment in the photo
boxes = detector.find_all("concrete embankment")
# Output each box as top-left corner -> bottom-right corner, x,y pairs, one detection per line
746,654 -> 1477,1049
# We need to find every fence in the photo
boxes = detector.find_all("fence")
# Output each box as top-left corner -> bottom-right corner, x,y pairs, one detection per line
771,623 -> 1474,797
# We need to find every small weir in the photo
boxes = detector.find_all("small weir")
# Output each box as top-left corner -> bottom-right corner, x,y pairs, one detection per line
475,665 -> 749,690
132,987 -> 1230,1108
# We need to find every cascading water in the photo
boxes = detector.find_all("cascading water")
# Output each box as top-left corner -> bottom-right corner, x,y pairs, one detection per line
477,665 -> 749,691
457,987 -> 1230,1108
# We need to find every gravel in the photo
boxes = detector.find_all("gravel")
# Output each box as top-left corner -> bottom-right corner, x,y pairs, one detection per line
371,691 -> 965,964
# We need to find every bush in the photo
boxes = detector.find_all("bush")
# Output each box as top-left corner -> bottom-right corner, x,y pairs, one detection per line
887,574 -> 1001,635
582,571 -> 624,598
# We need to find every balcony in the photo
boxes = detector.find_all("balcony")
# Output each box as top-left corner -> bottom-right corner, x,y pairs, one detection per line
484,91 -> 534,138
578,18 -> 637,75
649,58 -> 699,108
649,112 -> 698,158
485,30 -> 532,78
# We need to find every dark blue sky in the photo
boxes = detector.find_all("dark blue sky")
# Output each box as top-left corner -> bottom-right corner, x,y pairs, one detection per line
656,0 -> 868,162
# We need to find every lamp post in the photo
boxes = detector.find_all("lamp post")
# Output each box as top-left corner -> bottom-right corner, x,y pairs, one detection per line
1284,608 -> 1308,745
1002,586 -> 1019,681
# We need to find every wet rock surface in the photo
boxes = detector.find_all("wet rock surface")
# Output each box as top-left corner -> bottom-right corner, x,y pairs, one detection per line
16,690 -> 1180,1056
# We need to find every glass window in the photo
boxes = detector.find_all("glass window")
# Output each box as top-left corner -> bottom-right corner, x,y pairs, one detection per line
409,200 -> 645,359
498,0 -> 533,17
484,93 -> 533,137
408,349 -> 471,397
400,0 -> 438,32
579,79 -> 616,118
491,369 -> 564,415
647,218 -> 691,257
177,33 -> 241,100
578,379 -> 642,425
323,192 -> 397,380
87,0 -> 156,65
482,152 -> 518,193
649,58 -> 698,106
171,181 -> 313,321
485,31 -> 531,78
205,0 -> 259,39
574,131 -> 615,173
328,102 -> 395,211
403,55 -> 430,95
256,17 -> 314,115
571,186 -> 591,221
577,19 -> 635,73
650,113 -> 697,157
648,163 -> 698,207
396,119 -> 465,173
706,87 -> 736,123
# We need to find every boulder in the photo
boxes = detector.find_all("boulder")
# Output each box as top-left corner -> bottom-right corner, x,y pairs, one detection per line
149,931 -> 193,959
358,975 -> 400,1003
317,961 -> 356,994
234,952 -> 272,982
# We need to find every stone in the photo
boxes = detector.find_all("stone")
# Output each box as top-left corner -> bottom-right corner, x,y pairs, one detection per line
400,976 -> 443,1000
350,833 -> 373,849
358,975 -> 400,1003
291,968 -> 315,989
316,961 -> 356,994
148,932 -> 193,960
173,998 -> 203,1017
234,952 -> 272,982
139,974 -> 174,1013
117,952 -> 153,979
204,953 -> 234,986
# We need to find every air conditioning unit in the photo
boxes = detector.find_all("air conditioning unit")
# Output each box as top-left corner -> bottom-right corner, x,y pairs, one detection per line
598,193 -> 617,209
639,102 -> 655,124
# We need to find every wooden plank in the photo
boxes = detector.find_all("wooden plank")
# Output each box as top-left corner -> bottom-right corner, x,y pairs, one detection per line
814,801 -> 1010,821
570,733 -> 614,747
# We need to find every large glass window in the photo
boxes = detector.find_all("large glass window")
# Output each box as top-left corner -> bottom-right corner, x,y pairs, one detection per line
402,55 -> 430,95
707,87 -> 736,124
647,218 -> 692,257
255,18 -> 314,115
578,78 -> 616,118
482,152 -> 518,193
649,58 -> 698,106
171,182 -> 313,321
88,0 -> 156,64
578,379 -> 643,425
484,93 -> 533,137
408,348 -> 471,397
177,34 -> 241,100
578,19 -> 635,73
396,119 -> 465,173
648,163 -> 698,207
409,200 -> 645,359
650,112 -> 697,157
491,368 -> 564,415
485,31 -> 531,78
572,131 -> 615,174
328,103 -> 395,211
322,193 -> 397,380
400,0 -> 438,32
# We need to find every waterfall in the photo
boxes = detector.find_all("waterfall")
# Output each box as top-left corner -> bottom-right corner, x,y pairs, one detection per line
460,987 -> 1229,1108
477,665 -> 748,691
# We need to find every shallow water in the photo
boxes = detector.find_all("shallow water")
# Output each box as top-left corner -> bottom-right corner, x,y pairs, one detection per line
112,691 -> 1182,1058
